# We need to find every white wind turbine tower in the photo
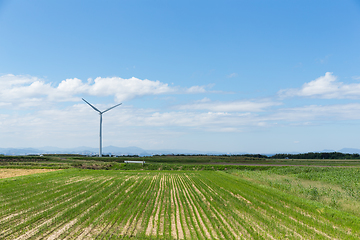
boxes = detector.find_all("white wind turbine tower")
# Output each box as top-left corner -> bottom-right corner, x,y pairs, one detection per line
82,98 -> 122,157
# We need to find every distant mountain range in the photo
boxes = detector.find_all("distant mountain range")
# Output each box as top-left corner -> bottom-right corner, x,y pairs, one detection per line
0,146 -> 231,156
336,148 -> 360,154
1,146 -> 360,156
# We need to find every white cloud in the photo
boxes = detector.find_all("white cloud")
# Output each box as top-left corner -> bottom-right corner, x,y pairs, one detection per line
196,97 -> 211,103
0,74 -> 212,108
3,97 -> 360,148
90,77 -> 175,101
227,73 -> 238,78
177,99 -> 281,112
0,74 -> 36,87
6,73 -> 360,149
185,85 -> 207,93
51,76 -> 175,102
0,103 -> 270,147
0,102 -> 11,107
278,72 -> 360,99
184,84 -> 215,94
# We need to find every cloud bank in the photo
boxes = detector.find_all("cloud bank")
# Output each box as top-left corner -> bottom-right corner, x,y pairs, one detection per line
0,74 -> 208,108
3,72 -> 360,149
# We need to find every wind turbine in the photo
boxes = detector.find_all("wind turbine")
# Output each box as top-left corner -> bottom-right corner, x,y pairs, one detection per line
82,98 -> 122,157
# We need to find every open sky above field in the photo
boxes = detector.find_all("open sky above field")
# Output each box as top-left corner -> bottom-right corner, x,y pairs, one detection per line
0,0 -> 360,153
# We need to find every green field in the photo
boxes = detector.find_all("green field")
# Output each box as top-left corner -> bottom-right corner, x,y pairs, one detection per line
3,154 -> 360,171
1,167 -> 360,239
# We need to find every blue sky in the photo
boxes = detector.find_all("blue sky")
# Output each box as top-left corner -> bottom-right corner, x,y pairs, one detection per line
0,0 -> 360,153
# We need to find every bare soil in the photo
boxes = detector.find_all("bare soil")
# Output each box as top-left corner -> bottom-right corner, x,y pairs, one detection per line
0,169 -> 59,179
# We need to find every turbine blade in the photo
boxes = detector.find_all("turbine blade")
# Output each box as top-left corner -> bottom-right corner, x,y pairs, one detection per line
102,103 -> 122,114
82,98 -> 101,113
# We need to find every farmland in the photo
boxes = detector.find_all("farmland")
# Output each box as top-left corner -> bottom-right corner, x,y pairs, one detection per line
1,167 -> 360,239
3,154 -> 360,171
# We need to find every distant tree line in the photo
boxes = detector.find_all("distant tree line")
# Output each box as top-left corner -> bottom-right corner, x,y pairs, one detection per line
217,152 -> 360,159
148,152 -> 360,159
270,152 -> 360,159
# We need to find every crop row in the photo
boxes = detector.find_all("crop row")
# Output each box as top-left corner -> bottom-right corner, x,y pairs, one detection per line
0,169 -> 359,239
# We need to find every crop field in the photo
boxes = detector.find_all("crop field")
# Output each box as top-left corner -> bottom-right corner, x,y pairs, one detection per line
1,169 -> 360,239
229,167 -> 360,216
